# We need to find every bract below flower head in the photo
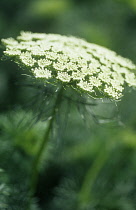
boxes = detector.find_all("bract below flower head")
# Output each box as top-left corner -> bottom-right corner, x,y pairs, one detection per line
2,31 -> 136,100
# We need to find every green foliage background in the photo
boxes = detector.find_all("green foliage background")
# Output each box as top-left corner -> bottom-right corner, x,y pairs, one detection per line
1,0 -> 136,209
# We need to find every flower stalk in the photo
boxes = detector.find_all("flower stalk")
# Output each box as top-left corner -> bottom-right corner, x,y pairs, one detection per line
78,144 -> 110,208
30,86 -> 63,196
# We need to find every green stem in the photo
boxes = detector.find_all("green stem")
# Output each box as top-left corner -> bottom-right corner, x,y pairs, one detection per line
78,145 -> 110,207
29,86 -> 63,196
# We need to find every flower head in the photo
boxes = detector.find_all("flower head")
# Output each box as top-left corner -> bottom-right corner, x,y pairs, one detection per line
2,31 -> 136,99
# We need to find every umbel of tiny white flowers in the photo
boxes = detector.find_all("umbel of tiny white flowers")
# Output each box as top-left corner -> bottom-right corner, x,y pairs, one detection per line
2,31 -> 136,100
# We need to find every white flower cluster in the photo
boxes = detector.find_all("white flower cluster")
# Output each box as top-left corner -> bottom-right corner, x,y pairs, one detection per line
2,31 -> 136,99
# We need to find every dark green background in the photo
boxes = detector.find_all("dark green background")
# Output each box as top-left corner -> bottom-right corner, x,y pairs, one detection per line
0,0 -> 136,209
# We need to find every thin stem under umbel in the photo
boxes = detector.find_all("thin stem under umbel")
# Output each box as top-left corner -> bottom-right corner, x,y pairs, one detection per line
29,86 -> 63,196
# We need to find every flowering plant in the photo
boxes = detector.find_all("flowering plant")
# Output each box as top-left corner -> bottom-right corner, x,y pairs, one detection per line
2,31 -> 136,100
1,31 -> 136,209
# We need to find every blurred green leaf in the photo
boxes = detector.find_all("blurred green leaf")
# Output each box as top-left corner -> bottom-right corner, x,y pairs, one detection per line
27,0 -> 72,18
